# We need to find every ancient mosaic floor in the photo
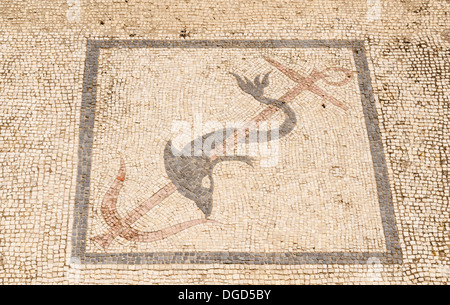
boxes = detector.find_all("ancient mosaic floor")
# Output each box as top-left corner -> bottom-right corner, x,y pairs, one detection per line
0,0 -> 449,284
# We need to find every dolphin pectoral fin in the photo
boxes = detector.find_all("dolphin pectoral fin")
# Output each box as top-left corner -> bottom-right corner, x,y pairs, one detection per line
165,140 -> 181,157
213,155 -> 255,168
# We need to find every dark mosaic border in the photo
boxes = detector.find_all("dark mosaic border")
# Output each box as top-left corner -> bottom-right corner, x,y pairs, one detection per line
71,39 -> 402,265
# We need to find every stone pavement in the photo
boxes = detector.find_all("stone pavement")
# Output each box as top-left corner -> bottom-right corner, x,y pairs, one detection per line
0,0 -> 449,284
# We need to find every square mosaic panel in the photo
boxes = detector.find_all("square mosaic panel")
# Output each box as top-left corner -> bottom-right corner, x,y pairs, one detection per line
71,40 -> 402,264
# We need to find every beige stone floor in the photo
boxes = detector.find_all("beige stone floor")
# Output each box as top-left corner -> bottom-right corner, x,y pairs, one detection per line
0,0 -> 449,284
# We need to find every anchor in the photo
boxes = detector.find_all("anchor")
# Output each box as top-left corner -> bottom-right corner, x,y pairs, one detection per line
90,57 -> 354,251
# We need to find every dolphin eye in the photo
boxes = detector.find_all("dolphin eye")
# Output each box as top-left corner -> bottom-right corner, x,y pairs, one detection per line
201,176 -> 211,189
